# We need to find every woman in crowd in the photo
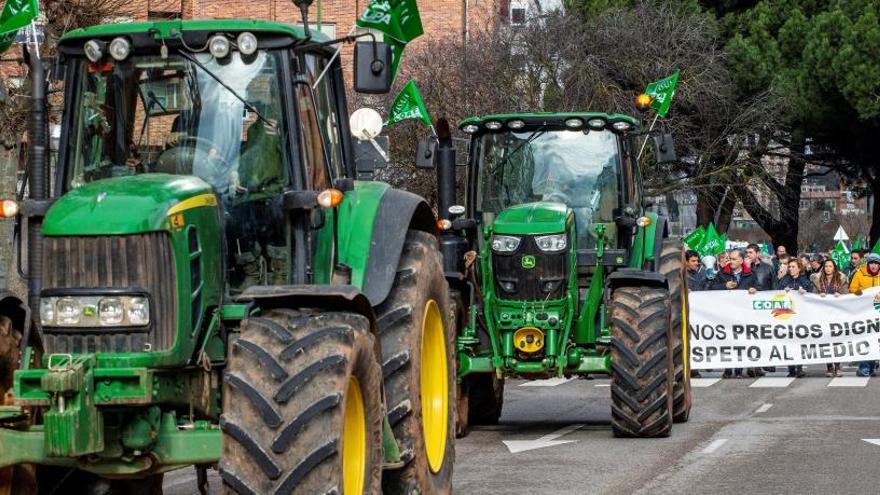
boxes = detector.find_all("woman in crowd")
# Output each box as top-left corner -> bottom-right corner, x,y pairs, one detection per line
778,258 -> 814,378
812,259 -> 848,377
717,251 -> 729,269
775,255 -> 791,285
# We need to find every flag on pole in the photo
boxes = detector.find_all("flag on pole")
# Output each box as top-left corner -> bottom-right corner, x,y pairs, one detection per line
683,226 -> 706,250
643,70 -> 680,117
356,0 -> 423,82
698,223 -> 726,258
0,0 -> 38,53
871,238 -> 880,255
852,236 -> 862,252
385,79 -> 432,127
830,240 -> 850,271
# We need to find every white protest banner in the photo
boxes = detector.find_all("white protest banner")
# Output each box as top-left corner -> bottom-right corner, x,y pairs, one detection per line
688,287 -> 880,369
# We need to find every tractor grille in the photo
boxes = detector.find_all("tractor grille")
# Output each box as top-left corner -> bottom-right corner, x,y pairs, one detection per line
41,233 -> 178,354
492,236 -> 568,301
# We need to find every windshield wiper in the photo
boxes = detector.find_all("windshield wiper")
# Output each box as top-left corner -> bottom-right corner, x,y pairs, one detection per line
177,49 -> 270,125
496,126 -> 548,203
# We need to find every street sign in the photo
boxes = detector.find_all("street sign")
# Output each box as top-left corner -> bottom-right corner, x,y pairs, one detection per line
833,226 -> 849,241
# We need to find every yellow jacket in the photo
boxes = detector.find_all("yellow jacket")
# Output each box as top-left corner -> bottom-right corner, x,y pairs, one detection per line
849,265 -> 880,293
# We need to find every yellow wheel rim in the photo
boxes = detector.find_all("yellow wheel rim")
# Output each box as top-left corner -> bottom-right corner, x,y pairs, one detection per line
342,376 -> 366,495
420,299 -> 448,474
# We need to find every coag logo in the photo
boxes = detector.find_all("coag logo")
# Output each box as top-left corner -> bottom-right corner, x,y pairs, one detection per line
521,255 -> 536,269
752,294 -> 796,320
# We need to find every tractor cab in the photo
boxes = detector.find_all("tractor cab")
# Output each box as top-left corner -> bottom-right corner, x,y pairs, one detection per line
463,113 -> 642,254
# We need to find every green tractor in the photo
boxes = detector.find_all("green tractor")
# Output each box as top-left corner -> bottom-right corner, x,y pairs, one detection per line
429,112 -> 691,438
0,10 -> 457,495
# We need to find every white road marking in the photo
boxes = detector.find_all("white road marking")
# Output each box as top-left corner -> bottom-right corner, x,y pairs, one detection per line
750,377 -> 795,388
828,377 -> 870,387
519,377 -> 575,387
594,383 -> 610,387
755,403 -> 773,414
691,378 -> 721,388
503,424 -> 584,454
701,438 -> 729,454
863,439 -> 880,447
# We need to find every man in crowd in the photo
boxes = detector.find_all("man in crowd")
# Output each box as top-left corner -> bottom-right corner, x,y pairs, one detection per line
810,255 -> 824,275
746,243 -> 775,291
848,250 -> 864,280
774,244 -> 788,271
850,253 -> 880,377
685,250 -> 705,291
711,249 -> 757,378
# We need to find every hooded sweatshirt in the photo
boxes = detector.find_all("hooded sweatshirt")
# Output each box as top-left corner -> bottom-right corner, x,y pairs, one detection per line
849,263 -> 880,293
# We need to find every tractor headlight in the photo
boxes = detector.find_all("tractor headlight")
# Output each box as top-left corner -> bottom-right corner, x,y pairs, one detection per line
208,34 -> 231,58
535,233 -> 567,252
84,39 -> 105,62
236,32 -> 258,55
41,295 -> 150,327
108,37 -> 131,61
491,235 -> 521,253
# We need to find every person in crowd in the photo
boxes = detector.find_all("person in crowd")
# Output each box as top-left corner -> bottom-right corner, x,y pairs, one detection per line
847,250 -> 864,280
813,259 -> 848,377
774,244 -> 788,271
746,243 -> 775,291
809,255 -> 824,275
717,251 -> 729,269
800,255 -> 814,277
685,250 -> 705,291
778,258 -> 814,378
849,253 -> 880,377
711,249 -> 757,378
775,254 -> 792,285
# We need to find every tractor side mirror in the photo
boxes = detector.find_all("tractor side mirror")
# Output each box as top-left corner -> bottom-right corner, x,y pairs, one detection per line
416,136 -> 437,169
654,133 -> 677,164
354,41 -> 393,94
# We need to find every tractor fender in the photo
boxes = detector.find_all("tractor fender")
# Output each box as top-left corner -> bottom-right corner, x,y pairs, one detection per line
606,269 -> 669,291
361,188 -> 437,307
644,213 -> 669,270
235,285 -> 377,330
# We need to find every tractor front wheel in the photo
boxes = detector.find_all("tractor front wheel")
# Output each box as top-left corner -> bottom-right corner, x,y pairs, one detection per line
220,309 -> 384,494
658,238 -> 692,423
609,286 -> 674,438
377,231 -> 455,494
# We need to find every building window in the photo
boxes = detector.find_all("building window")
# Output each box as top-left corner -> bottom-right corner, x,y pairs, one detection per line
510,7 -> 527,25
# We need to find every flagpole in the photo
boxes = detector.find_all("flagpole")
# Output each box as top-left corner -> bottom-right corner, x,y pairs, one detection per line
429,124 -> 437,138
636,112 -> 659,161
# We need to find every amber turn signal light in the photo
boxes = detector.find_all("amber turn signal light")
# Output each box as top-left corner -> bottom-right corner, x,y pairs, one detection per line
0,199 -> 18,218
437,219 -> 452,231
317,189 -> 344,208
636,93 -> 652,112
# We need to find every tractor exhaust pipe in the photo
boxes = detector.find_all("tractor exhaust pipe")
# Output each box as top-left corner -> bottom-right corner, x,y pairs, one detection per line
435,118 -> 456,219
26,44 -> 47,314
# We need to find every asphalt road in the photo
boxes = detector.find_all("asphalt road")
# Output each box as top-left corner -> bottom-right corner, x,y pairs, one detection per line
164,366 -> 880,494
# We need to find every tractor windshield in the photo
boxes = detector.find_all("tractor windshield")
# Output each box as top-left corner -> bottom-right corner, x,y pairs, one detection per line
64,50 -> 288,205
475,129 -> 621,246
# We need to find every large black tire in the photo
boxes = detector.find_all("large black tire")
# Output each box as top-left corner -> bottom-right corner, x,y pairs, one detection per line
610,286 -> 674,438
658,238 -> 692,423
376,231 -> 455,494
220,309 -> 384,495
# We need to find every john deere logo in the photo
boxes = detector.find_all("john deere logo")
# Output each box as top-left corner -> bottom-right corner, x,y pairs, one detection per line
752,294 -> 796,320
521,255 -> 536,269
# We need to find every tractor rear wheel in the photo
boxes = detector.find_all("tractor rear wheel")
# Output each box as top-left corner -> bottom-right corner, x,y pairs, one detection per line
658,238 -> 692,423
609,286 -> 674,438
220,309 -> 383,494
377,231 -> 455,494
0,315 -> 36,495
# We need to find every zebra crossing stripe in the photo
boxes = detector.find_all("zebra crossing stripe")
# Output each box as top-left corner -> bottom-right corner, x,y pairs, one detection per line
691,378 -> 721,388
828,377 -> 870,387
749,377 -> 796,388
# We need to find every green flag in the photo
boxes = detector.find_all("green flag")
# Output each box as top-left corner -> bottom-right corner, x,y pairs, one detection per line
356,0 -> 423,82
760,242 -> 772,256
644,70 -> 680,117
683,226 -> 706,250
852,236 -> 862,252
0,0 -> 38,53
698,223 -> 726,258
831,240 -> 850,271
871,238 -> 880,254
356,0 -> 423,43
385,79 -> 431,127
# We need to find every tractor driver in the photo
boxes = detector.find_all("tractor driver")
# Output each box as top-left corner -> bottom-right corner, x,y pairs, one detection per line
532,151 -> 575,205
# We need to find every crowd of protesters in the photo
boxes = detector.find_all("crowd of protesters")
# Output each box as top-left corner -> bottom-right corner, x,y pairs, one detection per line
685,243 -> 880,379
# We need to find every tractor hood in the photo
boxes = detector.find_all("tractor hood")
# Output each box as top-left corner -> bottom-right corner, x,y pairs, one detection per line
43,174 -> 215,236
492,202 -> 572,235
